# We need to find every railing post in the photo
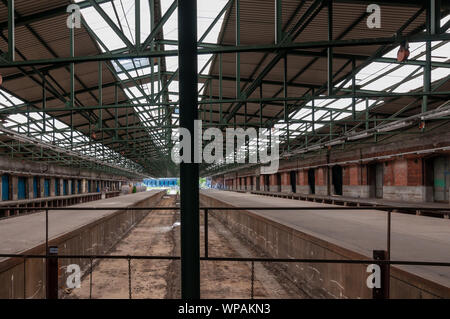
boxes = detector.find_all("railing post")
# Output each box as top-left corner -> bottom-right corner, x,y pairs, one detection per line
372,250 -> 390,299
46,246 -> 58,299
204,209 -> 208,258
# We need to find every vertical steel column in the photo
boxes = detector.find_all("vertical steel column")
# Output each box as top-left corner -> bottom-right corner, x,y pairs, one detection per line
327,0 -> 333,96
351,58 -> 356,120
178,0 -> 200,299
423,1 -> 440,113
311,88 -> 315,134
236,0 -> 241,99
46,246 -> 58,299
8,0 -> 14,62
115,84 -> 119,140
372,250 -> 390,299
275,0 -> 282,44
99,61 -> 104,158
365,97 -> 369,130
135,0 -> 141,47
70,25 -> 75,150
42,73 -> 46,136
150,0 -> 155,102
284,54 -> 289,151
219,53 -> 223,123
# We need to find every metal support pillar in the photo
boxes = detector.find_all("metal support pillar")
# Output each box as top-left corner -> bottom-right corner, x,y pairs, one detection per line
327,0 -> 333,96
372,250 -> 390,299
219,53 -> 223,123
178,0 -> 200,299
70,25 -> 75,150
135,0 -> 141,47
284,53 -> 289,151
423,0 -> 439,113
8,0 -> 14,62
275,0 -> 283,44
351,58 -> 356,120
46,246 -> 58,299
236,0 -> 241,99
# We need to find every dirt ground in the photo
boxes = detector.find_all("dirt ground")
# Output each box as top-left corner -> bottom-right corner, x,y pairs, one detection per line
66,195 -> 307,299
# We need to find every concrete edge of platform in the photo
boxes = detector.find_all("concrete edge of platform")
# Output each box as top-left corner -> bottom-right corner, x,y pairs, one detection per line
0,190 -> 166,299
200,191 -> 450,299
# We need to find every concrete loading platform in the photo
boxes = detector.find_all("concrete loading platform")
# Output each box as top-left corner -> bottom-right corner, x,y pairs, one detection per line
200,190 -> 450,299
0,190 -> 165,299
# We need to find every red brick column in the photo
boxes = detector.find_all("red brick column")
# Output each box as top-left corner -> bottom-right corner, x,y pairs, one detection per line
281,172 -> 290,193
315,167 -> 328,195
297,169 -> 309,194
247,176 -> 252,191
269,174 -> 278,192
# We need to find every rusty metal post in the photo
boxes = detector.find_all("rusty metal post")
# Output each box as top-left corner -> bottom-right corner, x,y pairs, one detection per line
204,209 -> 208,258
372,250 -> 390,299
46,246 -> 58,299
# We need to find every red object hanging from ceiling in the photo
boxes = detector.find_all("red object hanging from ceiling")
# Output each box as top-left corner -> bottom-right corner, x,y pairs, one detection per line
397,44 -> 410,62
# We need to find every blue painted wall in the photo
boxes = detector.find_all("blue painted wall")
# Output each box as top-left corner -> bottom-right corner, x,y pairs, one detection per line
18,177 -> 27,200
55,178 -> 60,196
44,179 -> 50,197
33,177 -> 39,198
2,175 -> 9,201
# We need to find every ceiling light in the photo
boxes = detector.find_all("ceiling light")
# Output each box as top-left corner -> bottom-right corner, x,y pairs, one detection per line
307,145 -> 322,151
347,132 -> 372,141
325,139 -> 345,147
376,121 -> 411,132
421,108 -> 450,120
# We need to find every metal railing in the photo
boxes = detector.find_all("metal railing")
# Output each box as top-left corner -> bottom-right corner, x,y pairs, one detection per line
0,205 -> 449,299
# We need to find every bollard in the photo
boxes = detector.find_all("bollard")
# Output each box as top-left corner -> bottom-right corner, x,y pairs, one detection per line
46,246 -> 59,299
372,250 -> 390,299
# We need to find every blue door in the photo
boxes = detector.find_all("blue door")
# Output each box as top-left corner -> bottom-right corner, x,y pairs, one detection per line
88,180 -> 91,193
63,180 -> 67,195
71,180 -> 75,194
78,180 -> 81,193
96,182 -> 100,193
44,179 -> 50,197
33,177 -> 39,198
55,178 -> 60,196
2,175 -> 9,201
18,177 -> 27,200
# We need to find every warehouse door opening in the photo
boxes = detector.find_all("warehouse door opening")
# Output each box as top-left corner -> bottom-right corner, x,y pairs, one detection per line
308,169 -> 315,195
433,156 -> 450,202
276,173 -> 281,192
290,171 -> 297,193
332,166 -> 343,196
264,175 -> 270,191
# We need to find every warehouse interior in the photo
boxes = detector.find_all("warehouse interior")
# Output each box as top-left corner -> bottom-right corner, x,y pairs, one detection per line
0,0 -> 449,300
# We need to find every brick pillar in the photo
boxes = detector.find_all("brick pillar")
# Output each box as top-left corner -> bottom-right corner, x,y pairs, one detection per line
341,164 -> 369,198
296,169 -> 309,194
269,174 -> 277,192
315,168 -> 328,196
382,158 -> 426,202
280,172 -> 290,193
